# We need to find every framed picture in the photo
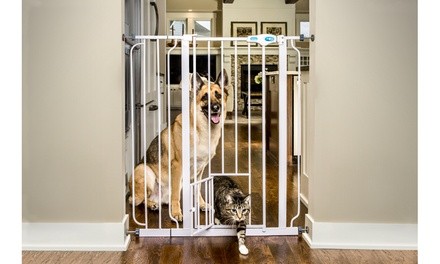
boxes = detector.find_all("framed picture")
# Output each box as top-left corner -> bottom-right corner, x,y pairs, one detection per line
261,22 -> 287,36
230,21 -> 257,46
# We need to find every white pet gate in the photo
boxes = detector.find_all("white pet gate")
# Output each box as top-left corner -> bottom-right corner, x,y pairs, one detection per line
128,34 -> 308,237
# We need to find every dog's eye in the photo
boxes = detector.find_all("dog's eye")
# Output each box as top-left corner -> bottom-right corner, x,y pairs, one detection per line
202,94 -> 208,101
215,91 -> 222,99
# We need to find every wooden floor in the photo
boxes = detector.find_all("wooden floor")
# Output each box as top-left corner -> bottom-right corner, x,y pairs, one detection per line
22,118 -> 418,263
23,236 -> 417,264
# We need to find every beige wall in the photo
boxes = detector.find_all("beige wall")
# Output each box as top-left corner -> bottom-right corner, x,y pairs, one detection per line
167,0 -> 218,12
23,0 -> 125,222
307,0 -> 417,223
222,0 -> 295,37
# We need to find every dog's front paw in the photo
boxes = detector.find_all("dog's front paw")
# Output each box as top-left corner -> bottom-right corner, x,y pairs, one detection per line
171,208 -> 183,222
200,202 -> 211,211
147,200 -> 159,211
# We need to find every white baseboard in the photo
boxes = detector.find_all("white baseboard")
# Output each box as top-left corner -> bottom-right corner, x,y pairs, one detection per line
303,214 -> 417,250
22,214 -> 131,251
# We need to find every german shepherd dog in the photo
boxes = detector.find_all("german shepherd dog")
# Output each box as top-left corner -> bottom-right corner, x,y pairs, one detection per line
129,70 -> 229,222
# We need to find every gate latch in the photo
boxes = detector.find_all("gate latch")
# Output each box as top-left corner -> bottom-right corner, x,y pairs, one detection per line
247,34 -> 277,46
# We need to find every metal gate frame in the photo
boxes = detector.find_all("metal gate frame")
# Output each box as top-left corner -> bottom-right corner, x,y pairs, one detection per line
129,34 -> 306,237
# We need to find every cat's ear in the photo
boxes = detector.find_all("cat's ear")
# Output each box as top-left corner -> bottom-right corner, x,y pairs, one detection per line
243,194 -> 251,204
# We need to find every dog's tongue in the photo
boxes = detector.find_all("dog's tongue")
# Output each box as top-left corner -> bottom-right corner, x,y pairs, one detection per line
211,114 -> 220,124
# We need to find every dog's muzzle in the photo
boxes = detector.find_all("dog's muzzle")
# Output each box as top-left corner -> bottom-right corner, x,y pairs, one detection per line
203,104 -> 222,124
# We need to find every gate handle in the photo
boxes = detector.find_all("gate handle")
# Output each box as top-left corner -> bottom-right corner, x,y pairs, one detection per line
150,1 -> 159,39
149,105 -> 159,111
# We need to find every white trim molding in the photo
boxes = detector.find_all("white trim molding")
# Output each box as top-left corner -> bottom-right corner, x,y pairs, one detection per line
300,193 -> 309,208
22,214 -> 131,251
303,214 -> 417,250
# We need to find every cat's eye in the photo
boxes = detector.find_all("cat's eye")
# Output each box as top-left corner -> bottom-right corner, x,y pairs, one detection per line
243,209 -> 249,213
231,209 -> 236,213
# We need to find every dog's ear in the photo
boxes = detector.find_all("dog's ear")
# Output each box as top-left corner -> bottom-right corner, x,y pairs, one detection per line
215,69 -> 229,89
191,72 -> 205,92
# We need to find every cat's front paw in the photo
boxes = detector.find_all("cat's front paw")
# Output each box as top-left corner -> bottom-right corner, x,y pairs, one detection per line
239,245 -> 249,255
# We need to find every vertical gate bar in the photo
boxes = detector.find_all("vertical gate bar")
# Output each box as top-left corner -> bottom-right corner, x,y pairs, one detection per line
130,42 -> 145,226
221,41 -> 225,174
193,37 -> 197,187
208,180 -> 211,226
261,45 -> 267,230
196,184 -> 200,231
247,43 -> 252,225
142,39 -> 149,227
208,40 -> 212,178
206,39 -> 211,232
156,39 -> 162,229
234,41 -> 238,174
205,181 -> 208,226
192,36 -> 198,234
190,184 -> 194,230
181,35 -> 192,230
278,36 -> 288,228
289,40 -> 302,226
167,39 -> 179,227
212,179 -> 215,225
207,40 -> 212,229
206,40 -> 210,229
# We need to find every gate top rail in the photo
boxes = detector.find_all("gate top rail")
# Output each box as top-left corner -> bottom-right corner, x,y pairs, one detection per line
127,34 -> 313,42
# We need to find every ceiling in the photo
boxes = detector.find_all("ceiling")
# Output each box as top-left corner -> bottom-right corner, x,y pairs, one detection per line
166,0 -> 309,13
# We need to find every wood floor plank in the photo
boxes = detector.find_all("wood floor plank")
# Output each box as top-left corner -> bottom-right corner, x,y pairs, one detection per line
22,236 -> 417,264
244,237 -> 276,263
160,244 -> 183,264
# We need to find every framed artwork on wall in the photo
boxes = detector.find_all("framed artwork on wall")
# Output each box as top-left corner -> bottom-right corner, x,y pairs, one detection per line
261,22 -> 287,36
230,21 -> 258,46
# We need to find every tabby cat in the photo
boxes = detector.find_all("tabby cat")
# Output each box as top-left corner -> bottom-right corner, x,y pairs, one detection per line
213,176 -> 251,255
